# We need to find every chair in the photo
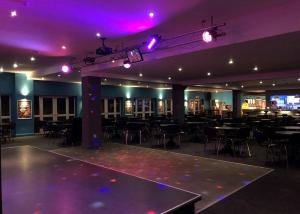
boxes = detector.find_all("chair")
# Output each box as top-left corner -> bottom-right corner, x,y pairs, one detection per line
203,127 -> 220,154
229,127 -> 252,157
160,124 -> 182,149
125,122 -> 145,145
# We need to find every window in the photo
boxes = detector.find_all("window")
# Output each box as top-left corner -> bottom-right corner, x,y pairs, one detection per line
43,98 -> 53,115
34,96 -> 76,133
34,96 -> 39,115
0,95 -> 10,123
108,99 -> 114,113
1,96 -> 10,116
69,97 -> 75,114
57,98 -> 66,114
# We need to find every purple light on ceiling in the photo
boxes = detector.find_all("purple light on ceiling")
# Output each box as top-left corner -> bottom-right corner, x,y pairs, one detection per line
202,31 -> 213,43
61,65 -> 70,73
147,37 -> 157,50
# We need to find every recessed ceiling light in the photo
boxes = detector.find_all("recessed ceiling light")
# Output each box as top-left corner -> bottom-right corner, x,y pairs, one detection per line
207,72 -> 211,76
13,63 -> 18,68
61,45 -> 67,50
30,56 -> 36,61
149,12 -> 155,18
253,66 -> 258,71
178,67 -> 183,72
272,83 -> 276,87
11,10 -> 17,17
259,81 -> 263,84
228,58 -> 234,64
241,85 -> 244,88
96,32 -> 101,38
168,77 -> 172,80
139,73 -> 143,77
57,74 -> 61,77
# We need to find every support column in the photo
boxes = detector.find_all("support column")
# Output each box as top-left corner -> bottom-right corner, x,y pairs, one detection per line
81,76 -> 102,149
172,84 -> 186,125
232,90 -> 242,118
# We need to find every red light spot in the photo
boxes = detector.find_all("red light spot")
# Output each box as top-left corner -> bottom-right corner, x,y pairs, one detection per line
147,211 -> 157,214
216,185 -> 223,189
110,178 -> 117,183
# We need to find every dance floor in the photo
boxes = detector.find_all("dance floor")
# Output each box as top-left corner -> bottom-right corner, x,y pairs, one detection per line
52,143 -> 273,212
2,146 -> 200,214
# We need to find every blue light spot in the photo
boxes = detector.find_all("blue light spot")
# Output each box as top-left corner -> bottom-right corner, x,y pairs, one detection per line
242,180 -> 251,185
99,186 -> 110,194
216,195 -> 226,201
158,183 -> 169,190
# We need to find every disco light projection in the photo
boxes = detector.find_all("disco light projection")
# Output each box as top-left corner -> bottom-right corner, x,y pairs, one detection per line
90,201 -> 105,209
98,186 -> 110,193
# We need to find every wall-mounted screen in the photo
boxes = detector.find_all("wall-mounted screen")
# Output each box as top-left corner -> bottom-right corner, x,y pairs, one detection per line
270,95 -> 300,110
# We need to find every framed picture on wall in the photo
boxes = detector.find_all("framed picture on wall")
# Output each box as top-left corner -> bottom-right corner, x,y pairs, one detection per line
17,99 -> 32,119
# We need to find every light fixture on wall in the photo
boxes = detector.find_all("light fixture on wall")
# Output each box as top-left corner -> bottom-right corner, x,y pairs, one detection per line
61,64 -> 70,73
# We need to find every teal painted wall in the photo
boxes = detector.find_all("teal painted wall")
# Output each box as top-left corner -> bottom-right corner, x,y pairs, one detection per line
211,91 -> 233,106
14,73 -> 34,135
1,72 -> 231,135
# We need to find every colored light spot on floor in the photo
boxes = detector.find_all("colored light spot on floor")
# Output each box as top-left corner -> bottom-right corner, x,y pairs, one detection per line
242,180 -> 251,185
147,210 -> 157,214
110,178 -> 117,183
99,186 -> 110,193
90,201 -> 105,209
216,195 -> 226,201
158,183 -> 168,190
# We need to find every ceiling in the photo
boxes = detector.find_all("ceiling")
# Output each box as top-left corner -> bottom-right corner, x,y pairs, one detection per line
1,0 -> 300,91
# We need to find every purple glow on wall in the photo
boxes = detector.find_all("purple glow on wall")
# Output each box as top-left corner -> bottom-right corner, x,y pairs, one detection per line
147,37 -> 157,50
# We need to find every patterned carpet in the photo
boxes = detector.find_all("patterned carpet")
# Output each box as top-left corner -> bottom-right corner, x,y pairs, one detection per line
53,143 -> 272,212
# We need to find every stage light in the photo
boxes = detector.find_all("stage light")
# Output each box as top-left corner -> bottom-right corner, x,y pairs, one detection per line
202,31 -> 213,43
0,67 -> 3,72
139,73 -> 143,77
272,83 -> 276,87
149,12 -> 155,18
96,32 -> 101,38
147,35 -> 161,50
228,59 -> 234,64
123,60 -> 131,69
30,56 -> 36,61
148,37 -> 157,50
13,63 -> 18,68
168,76 -> 172,80
61,64 -> 70,73
11,10 -> 17,17
61,45 -> 67,50
253,66 -> 258,71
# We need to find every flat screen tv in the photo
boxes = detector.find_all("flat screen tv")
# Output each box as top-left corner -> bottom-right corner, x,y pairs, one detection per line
270,95 -> 300,110
127,49 -> 143,63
